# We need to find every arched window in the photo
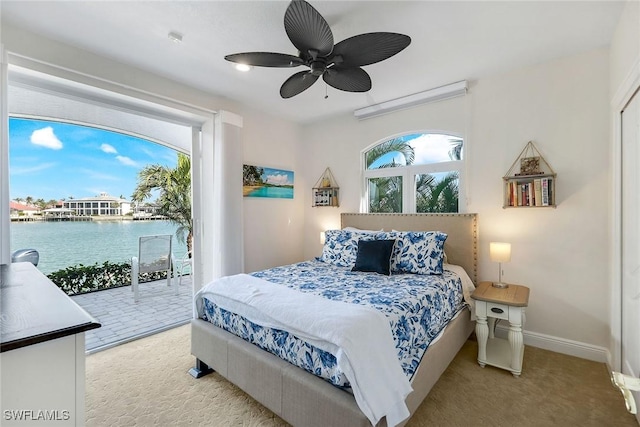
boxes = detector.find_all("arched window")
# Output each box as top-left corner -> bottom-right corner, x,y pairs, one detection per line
363,132 -> 464,213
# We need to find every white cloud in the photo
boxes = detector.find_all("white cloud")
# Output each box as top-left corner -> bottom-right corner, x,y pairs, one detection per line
30,127 -> 63,150
412,134 -> 458,164
116,155 -> 138,167
100,143 -> 118,154
265,173 -> 289,186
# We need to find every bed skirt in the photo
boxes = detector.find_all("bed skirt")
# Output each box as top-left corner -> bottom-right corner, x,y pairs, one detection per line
191,307 -> 474,427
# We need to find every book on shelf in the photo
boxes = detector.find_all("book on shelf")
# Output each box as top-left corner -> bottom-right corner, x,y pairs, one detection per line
534,179 -> 542,206
541,177 -> 551,206
505,176 -> 553,207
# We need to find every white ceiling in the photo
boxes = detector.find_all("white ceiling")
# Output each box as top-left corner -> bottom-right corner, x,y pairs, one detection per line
0,1 -> 625,124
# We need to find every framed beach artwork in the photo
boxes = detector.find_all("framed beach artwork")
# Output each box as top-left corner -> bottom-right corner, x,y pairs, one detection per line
243,164 -> 294,199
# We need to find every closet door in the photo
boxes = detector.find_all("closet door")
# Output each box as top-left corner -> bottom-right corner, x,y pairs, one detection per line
621,87 -> 640,415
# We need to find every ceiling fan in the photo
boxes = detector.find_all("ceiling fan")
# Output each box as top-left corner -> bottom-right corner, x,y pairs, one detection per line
224,0 -> 411,99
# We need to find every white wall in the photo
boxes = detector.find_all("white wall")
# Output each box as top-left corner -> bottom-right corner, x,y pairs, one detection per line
469,48 -> 610,350
301,48 -> 611,354
241,108 -> 306,272
0,24 -> 305,274
609,0 -> 639,96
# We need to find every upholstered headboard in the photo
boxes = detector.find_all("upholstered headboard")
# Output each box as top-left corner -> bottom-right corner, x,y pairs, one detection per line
340,213 -> 478,284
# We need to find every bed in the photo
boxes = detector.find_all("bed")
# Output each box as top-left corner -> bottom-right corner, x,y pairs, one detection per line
190,213 -> 478,427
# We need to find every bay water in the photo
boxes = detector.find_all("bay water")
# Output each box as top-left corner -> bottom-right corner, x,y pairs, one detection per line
10,220 -> 188,274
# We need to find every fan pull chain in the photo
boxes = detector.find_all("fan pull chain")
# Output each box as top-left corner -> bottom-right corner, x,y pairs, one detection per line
324,83 -> 328,99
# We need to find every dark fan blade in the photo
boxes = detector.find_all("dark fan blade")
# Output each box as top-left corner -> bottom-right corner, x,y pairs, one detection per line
280,71 -> 319,98
323,67 -> 371,93
224,52 -> 304,68
330,33 -> 411,67
284,0 -> 333,58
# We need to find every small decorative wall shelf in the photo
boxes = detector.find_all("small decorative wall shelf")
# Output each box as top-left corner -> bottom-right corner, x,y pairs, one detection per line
503,141 -> 556,208
312,168 -> 339,207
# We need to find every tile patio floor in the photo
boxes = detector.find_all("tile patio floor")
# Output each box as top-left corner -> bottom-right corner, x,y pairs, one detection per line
71,276 -> 193,354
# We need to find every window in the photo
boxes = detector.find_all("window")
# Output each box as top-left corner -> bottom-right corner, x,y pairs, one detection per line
363,133 -> 463,213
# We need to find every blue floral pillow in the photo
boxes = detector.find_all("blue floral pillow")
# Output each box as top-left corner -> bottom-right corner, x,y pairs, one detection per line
377,231 -> 448,275
321,230 -> 376,267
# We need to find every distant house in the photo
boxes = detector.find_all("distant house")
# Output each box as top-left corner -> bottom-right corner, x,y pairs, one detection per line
10,201 -> 40,217
63,193 -> 131,216
42,207 -> 75,218
131,202 -> 163,218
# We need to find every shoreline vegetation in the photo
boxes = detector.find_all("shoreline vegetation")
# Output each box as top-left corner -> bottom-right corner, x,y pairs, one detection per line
47,260 -> 171,296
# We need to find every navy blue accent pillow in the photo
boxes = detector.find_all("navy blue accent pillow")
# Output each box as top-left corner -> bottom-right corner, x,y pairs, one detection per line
351,239 -> 396,275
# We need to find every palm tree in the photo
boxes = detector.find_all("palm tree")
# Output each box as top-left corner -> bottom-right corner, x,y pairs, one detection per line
366,138 -> 415,213
243,165 -> 264,186
448,137 -> 463,161
365,137 -> 415,169
416,172 -> 459,213
25,196 -> 34,206
368,176 -> 403,213
131,153 -> 193,253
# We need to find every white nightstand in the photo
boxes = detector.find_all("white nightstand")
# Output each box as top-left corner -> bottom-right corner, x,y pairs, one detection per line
472,281 -> 530,377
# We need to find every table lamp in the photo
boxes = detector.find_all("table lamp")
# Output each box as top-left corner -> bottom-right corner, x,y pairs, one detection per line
490,242 -> 511,288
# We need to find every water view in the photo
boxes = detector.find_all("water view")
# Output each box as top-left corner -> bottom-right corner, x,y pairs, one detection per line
10,220 -> 188,275
246,186 -> 294,198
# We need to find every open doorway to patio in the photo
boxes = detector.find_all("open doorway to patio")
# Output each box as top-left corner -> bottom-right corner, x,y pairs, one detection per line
9,117 -> 193,352
5,63 -> 210,353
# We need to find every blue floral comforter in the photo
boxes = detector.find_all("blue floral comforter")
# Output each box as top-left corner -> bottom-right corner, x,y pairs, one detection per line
199,259 -> 466,387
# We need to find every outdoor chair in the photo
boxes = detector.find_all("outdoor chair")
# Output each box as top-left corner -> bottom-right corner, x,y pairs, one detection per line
176,251 -> 192,287
131,234 -> 176,302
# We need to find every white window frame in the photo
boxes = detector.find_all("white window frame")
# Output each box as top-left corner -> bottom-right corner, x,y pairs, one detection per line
361,131 -> 465,213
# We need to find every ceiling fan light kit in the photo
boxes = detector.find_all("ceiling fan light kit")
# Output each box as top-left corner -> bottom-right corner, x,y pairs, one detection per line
235,64 -> 252,72
224,0 -> 411,99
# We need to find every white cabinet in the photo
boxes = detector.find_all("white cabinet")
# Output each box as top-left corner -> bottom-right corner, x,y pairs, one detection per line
472,281 -> 529,377
1,334 -> 86,426
0,263 -> 100,426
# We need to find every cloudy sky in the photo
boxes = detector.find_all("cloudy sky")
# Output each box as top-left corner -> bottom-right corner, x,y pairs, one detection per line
368,133 -> 462,169
262,167 -> 294,186
9,118 -> 178,202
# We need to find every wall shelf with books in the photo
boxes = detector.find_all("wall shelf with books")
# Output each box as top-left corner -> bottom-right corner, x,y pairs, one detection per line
312,168 -> 339,207
503,141 -> 556,208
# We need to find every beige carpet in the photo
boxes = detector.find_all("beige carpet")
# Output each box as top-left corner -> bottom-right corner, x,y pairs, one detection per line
86,325 -> 638,427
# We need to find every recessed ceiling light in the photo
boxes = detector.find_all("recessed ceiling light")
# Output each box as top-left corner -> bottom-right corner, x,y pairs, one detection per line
168,31 -> 183,43
235,64 -> 251,72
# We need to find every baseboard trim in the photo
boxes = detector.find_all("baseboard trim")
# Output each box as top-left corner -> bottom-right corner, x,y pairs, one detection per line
494,325 -> 610,363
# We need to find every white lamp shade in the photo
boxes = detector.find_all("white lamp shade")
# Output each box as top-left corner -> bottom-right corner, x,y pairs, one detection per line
490,242 -> 511,263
